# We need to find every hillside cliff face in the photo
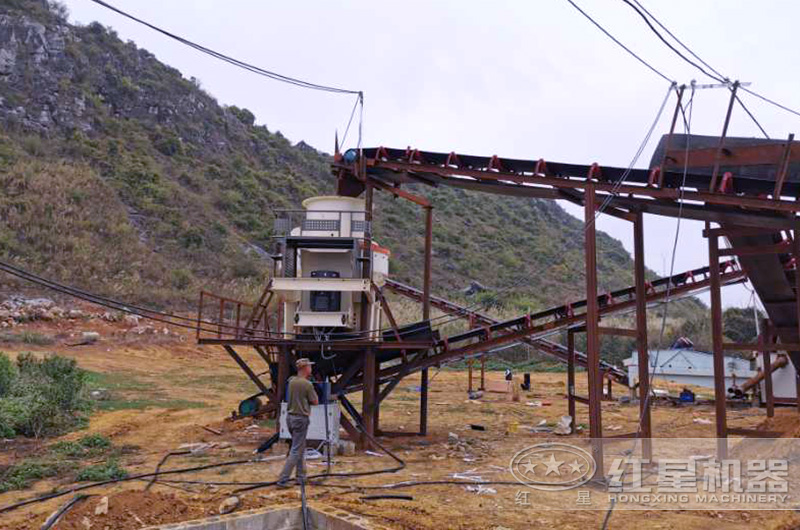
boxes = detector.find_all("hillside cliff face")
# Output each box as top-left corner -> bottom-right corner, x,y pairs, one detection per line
0,0 -> 649,313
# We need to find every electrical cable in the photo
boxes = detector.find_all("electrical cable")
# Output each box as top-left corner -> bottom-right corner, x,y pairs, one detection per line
620,0 -> 723,83
740,86 -> 800,120
600,81 -> 697,530
629,0 -> 726,81
89,0 -> 359,95
563,0 -> 674,84
0,456 -> 259,515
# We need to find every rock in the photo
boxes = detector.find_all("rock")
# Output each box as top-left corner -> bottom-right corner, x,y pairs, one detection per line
90,389 -> 110,401
337,440 -> 356,456
448,432 -> 459,442
67,309 -> 85,319
123,314 -> 140,326
81,516 -> 92,529
94,496 -> 108,516
218,496 -> 240,514
553,416 -> 573,435
81,331 -> 100,343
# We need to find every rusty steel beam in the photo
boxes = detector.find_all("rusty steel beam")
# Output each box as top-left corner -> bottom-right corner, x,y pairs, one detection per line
377,265 -> 746,381
707,226 -> 728,458
383,279 -> 629,384
420,205 -> 433,436
709,81 -> 740,192
664,139 -> 800,172
362,349 -> 377,448
634,211 -> 652,456
353,159 -> 800,215
774,133 -> 795,198
656,84 -> 686,187
584,182 -> 604,474
793,219 -> 800,414
369,177 -> 431,207
567,330 -> 577,434
223,345 -> 271,397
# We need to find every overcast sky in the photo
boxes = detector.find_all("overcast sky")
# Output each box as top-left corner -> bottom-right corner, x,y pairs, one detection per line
61,0 -> 800,309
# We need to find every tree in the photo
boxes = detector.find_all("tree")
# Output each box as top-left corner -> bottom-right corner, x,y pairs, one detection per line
723,307 -> 765,344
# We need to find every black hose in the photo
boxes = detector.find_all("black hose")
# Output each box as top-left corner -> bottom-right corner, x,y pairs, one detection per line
40,494 -> 93,530
0,457 -> 258,514
144,450 -> 191,491
233,412 -> 405,494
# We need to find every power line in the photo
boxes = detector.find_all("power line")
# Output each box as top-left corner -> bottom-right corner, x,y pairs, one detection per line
563,0 -> 674,84
618,1 -> 773,138
630,0 -> 727,81
89,0 -> 360,95
620,0 -> 722,83
740,86 -> 800,119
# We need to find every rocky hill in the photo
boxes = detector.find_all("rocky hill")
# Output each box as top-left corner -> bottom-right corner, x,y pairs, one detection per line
0,0 -> 691,319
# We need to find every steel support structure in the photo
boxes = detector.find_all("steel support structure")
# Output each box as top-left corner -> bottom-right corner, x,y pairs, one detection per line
633,211 -> 652,459
567,329 -> 577,434
707,223 -> 728,459
420,206 -> 433,436
584,183 -> 604,474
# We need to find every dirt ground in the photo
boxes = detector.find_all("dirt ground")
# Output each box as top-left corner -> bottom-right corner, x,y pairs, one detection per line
2,315 -> 800,530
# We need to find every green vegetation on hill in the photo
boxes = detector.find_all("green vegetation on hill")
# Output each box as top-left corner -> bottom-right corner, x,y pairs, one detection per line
0,1 -> 711,363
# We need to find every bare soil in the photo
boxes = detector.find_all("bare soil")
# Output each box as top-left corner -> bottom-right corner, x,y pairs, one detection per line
1,315 -> 800,530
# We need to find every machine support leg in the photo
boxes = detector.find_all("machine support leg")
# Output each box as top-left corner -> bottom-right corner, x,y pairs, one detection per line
362,349 -> 377,449
707,224 -> 728,459
793,220 -> 800,414
584,182 -> 604,474
567,330 -> 576,434
222,345 -> 271,397
634,211 -> 652,458
468,358 -> 474,392
480,356 -> 486,391
761,323 -> 775,418
277,347 -> 290,404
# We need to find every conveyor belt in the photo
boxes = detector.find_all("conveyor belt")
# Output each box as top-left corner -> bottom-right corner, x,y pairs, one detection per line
384,279 -> 629,385
723,229 -> 800,369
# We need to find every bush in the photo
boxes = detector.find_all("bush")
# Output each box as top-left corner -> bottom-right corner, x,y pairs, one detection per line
76,459 -> 127,482
0,354 -> 15,396
0,353 -> 90,438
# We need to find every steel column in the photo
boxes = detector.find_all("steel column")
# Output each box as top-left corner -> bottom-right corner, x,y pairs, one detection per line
794,221 -> 800,414
657,85 -> 686,188
707,224 -> 727,458
277,346 -> 290,406
709,81 -> 739,191
420,206 -> 433,436
584,182 -> 604,474
567,329 -> 576,434
762,321 -> 775,418
633,211 -> 652,458
480,356 -> 486,391
362,348 -> 377,448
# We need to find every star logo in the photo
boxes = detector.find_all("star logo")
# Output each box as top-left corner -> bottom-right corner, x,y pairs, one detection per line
569,459 -> 584,474
542,453 -> 564,476
520,459 -> 538,475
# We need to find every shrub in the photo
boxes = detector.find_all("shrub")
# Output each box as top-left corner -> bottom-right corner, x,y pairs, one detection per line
79,433 -> 111,449
76,459 -> 127,482
0,354 -> 15,397
0,353 -> 90,437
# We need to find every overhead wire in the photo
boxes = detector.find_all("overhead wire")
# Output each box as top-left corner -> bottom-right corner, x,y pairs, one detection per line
622,0 -> 771,138
563,0 -> 674,84
600,80 -> 697,530
89,0 -> 359,95
620,0 -> 722,83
